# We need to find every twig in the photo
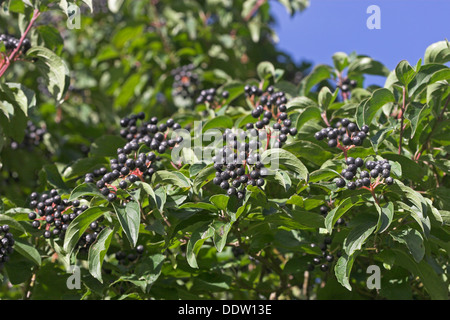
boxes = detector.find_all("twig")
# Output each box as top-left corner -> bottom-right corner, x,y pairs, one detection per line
23,267 -> 38,300
244,0 -> 266,22
0,9 -> 41,78
398,86 -> 407,155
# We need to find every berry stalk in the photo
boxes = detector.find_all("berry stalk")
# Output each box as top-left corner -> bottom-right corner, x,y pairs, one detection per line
0,9 -> 40,78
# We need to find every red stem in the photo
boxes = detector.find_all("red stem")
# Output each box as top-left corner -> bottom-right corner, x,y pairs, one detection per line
0,9 -> 41,78
398,86 -> 407,155
244,0 -> 266,22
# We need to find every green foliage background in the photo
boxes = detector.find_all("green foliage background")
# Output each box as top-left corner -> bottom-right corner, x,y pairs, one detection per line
0,0 -> 448,300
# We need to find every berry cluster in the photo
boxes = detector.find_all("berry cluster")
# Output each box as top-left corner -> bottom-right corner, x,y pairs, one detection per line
211,128 -> 271,197
28,189 -> 89,239
334,157 -> 394,190
338,78 -> 357,94
77,218 -> 106,254
244,84 -> 264,98
0,34 -> 31,54
0,225 -> 14,269
115,244 -> 145,265
246,85 -> 297,148
195,87 -> 229,108
314,119 -> 369,149
10,121 -> 46,150
85,113 -> 184,201
171,64 -> 199,99
307,237 -> 335,273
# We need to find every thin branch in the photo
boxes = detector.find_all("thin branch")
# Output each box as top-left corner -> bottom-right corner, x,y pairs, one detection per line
244,0 -> 266,22
398,86 -> 407,155
0,9 -> 41,78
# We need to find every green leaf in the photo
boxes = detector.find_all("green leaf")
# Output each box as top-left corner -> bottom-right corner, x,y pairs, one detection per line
381,153 -> 423,182
179,202 -> 218,212
248,16 -> 261,42
26,46 -> 69,103
63,157 -> 106,180
261,148 -> 309,182
286,96 -> 318,111
202,116 -> 233,133
154,170 -> 191,189
389,180 -> 431,236
36,25 -> 64,53
257,61 -> 275,80
193,164 -> 216,193
63,207 -> 110,255
186,222 -> 214,268
408,63 -> 448,98
287,208 -> 325,228
69,183 -> 104,201
0,213 -> 27,234
334,253 -> 355,291
325,197 -> 363,233
355,88 -> 395,129
429,68 -> 450,85
88,227 -> 114,283
189,162 -> 207,177
295,106 -> 322,131
348,56 -> 390,77
343,217 -> 377,256
273,170 -> 292,192
134,181 -> 157,207
309,168 -> 341,183
108,0 -> 125,13
212,220 -> 232,253
1,83 -> 36,116
112,201 -> 141,248
112,254 -> 165,293
404,102 -> 428,139
153,186 -> 166,213
395,60 -> 416,86
89,135 -> 127,158
14,240 -> 41,266
81,0 -> 93,12
390,228 -> 425,263
39,164 -> 67,191
8,0 -> 25,13
424,40 -> 450,64
299,65 -> 333,96
393,248 -> 447,300
210,194 -> 229,211
375,202 -> 394,233
332,52 -> 349,72
318,86 -> 334,110
283,140 -> 333,167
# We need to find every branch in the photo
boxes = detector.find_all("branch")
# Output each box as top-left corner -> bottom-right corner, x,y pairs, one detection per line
0,9 -> 41,79
398,86 -> 407,155
244,0 -> 266,22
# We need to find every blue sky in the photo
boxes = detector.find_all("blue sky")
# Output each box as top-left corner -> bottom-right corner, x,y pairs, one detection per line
270,0 -> 450,86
